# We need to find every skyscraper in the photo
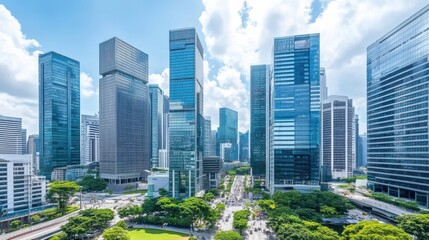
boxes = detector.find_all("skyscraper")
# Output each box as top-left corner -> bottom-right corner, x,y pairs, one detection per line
203,116 -> 213,157
217,107 -> 238,161
169,28 -> 204,198
80,114 -> 100,165
321,96 -> 355,180
367,5 -> 429,207
0,115 -> 22,154
239,131 -> 249,162
39,52 -> 80,180
320,67 -> 328,101
99,37 -> 150,185
211,130 -> 217,156
357,133 -> 367,167
250,64 -> 269,178
353,114 -> 359,169
27,134 -> 40,174
269,34 -> 321,193
21,129 -> 27,154
149,84 -> 169,168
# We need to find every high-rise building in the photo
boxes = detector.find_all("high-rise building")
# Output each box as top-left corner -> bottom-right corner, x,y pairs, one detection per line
21,129 -> 27,154
149,84 -> 169,168
0,154 -> 46,216
39,52 -> 80,180
320,67 -> 328,101
203,116 -> 213,157
367,5 -> 429,207
169,28 -> 204,198
239,131 -> 249,162
353,114 -> 359,169
217,107 -> 238,161
80,114 -> 100,165
357,133 -> 367,168
99,37 -> 150,185
27,134 -> 40,174
321,96 -> 355,180
269,34 -> 321,193
211,130 -> 217,156
250,64 -> 269,178
0,115 -> 22,154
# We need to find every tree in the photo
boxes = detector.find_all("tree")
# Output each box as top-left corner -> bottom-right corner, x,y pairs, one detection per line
342,220 -> 412,240
214,230 -> 243,240
49,232 -> 67,240
47,181 -> 80,213
10,219 -> 21,229
102,226 -> 130,240
31,214 -> 41,222
277,224 -> 313,240
116,220 -> 128,229
397,213 -> 429,240
158,188 -> 169,197
79,175 -> 107,192
203,192 -> 215,202
320,205 -> 338,217
304,221 -> 339,240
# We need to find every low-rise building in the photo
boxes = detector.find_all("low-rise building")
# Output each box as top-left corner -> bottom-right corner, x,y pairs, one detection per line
203,156 -> 222,189
51,167 -> 67,181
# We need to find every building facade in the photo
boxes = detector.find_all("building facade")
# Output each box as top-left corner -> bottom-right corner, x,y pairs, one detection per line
0,154 -> 46,216
203,116 -> 213,157
21,129 -> 27,154
168,28 -> 204,198
149,85 -> 169,168
217,107 -> 238,161
367,5 -> 429,207
321,96 -> 355,180
203,156 -> 222,189
99,37 -> 150,185
250,64 -> 269,178
320,67 -> 328,102
239,131 -> 249,162
80,114 -> 100,165
0,115 -> 22,155
39,52 -> 80,180
27,134 -> 40,174
269,34 -> 321,193
357,133 -> 367,167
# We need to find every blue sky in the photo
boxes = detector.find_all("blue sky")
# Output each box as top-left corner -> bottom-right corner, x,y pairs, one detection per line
0,0 -> 427,135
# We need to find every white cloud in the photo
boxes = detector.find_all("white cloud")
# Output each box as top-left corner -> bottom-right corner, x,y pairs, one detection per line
199,0 -> 425,133
0,4 -> 41,135
80,72 -> 98,98
149,68 -> 170,95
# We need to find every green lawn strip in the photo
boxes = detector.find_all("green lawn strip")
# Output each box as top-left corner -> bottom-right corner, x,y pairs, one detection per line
127,228 -> 189,240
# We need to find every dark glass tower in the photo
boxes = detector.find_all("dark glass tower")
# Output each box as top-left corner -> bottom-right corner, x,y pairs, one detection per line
269,34 -> 321,193
250,64 -> 269,177
217,107 -> 238,162
367,5 -> 429,207
99,37 -> 150,185
169,28 -> 204,198
39,52 -> 80,180
149,84 -> 168,168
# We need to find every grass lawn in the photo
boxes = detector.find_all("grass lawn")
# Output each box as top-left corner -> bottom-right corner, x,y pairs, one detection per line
127,228 -> 189,240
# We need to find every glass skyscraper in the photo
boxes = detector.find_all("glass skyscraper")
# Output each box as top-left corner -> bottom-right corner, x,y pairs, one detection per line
169,28 -> 204,198
99,37 -> 150,185
239,131 -> 249,162
203,116 -> 214,157
250,64 -> 269,177
80,114 -> 99,165
39,52 -> 80,180
367,5 -> 429,207
217,107 -> 238,162
269,34 -> 321,193
149,84 -> 169,168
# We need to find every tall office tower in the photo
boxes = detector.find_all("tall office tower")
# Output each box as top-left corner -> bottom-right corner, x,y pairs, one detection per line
99,37 -> 150,185
353,114 -> 359,169
149,84 -> 169,168
250,64 -> 269,178
357,133 -> 367,167
163,95 -> 170,151
169,28 -> 204,198
320,67 -> 328,101
321,96 -> 355,180
21,129 -> 27,154
269,34 -> 321,193
217,107 -> 238,161
367,5 -> 429,207
80,114 -> 100,165
203,116 -> 213,157
211,130 -> 217,156
39,52 -> 80,180
0,115 -> 22,154
27,134 -> 40,173
239,131 -> 249,162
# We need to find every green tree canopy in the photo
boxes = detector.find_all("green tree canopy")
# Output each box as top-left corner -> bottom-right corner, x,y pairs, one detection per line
397,213 -> 429,240
47,181 -> 80,213
115,220 -> 128,229
342,220 -> 412,240
158,188 -> 169,196
78,175 -> 107,192
102,226 -> 130,240
214,230 -> 243,240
